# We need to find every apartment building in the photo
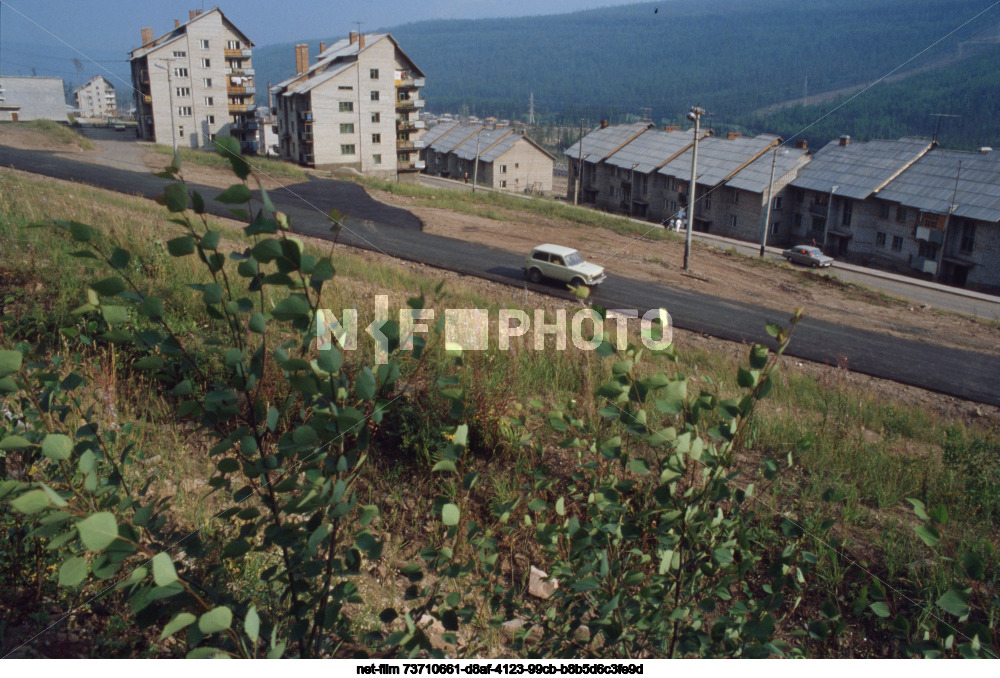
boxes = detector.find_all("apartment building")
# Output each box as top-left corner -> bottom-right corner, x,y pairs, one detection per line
271,33 -> 425,178
0,76 -> 66,122
422,122 -> 555,192
74,76 -> 116,120
129,8 -> 256,152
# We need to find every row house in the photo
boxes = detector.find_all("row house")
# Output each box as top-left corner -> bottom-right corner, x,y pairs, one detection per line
271,33 -> 425,178
73,76 -> 116,120
421,122 -> 554,192
567,123 -> 810,243
129,8 -> 257,152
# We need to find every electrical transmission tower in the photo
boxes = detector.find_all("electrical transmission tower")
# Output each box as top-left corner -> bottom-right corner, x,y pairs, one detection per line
528,92 -> 535,126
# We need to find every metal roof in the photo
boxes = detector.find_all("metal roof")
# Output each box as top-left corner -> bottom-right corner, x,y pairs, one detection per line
452,127 -> 516,161
877,148 -> 1000,223
130,8 -> 253,60
604,128 -> 694,174
281,61 -> 353,95
426,123 -> 483,154
726,145 -> 811,193
658,134 -> 780,186
422,122 -> 460,147
563,122 -> 652,162
789,137 -> 933,200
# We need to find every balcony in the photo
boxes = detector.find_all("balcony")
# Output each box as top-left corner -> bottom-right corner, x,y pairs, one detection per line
298,110 -> 313,122
910,257 -> 938,275
225,67 -> 255,76
915,226 -> 944,244
395,138 -> 427,151
228,103 -> 257,113
808,201 -> 829,218
397,159 -> 426,171
396,118 -> 425,131
395,98 -> 425,110
224,48 -> 253,58
395,76 -> 425,88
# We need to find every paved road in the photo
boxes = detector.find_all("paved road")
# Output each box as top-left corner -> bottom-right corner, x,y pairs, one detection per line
2,140 -> 999,406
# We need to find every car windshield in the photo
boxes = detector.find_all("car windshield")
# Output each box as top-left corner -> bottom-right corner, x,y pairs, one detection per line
563,252 -> 584,266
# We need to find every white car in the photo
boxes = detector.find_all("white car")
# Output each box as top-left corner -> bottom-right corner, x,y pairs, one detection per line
524,244 -> 607,287
782,245 -> 834,268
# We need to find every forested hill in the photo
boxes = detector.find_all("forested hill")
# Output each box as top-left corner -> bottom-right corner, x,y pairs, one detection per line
252,0 -> 1000,142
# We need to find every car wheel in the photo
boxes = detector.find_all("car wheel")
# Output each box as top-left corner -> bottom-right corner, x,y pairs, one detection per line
570,276 -> 586,288
528,268 -> 543,283
811,262 -> 818,268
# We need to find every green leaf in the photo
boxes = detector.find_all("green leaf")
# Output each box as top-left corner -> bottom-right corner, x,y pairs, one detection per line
0,349 -> 23,377
160,612 -> 197,641
1,435 -> 33,451
100,305 -> 129,326
960,551 -> 985,580
41,434 -> 73,461
914,524 -> 940,547
453,424 -> 469,448
937,589 -> 970,618
11,489 -> 50,514
201,230 -> 221,250
215,137 -> 250,179
906,497 -> 930,521
442,503 -> 460,526
245,606 -> 260,643
166,236 -> 196,257
432,460 -> 457,473
354,368 -> 376,401
58,557 -> 89,587
216,184 -> 253,205
271,295 -> 311,321
198,606 -> 233,634
869,602 -> 891,618
360,505 -> 379,527
76,512 -> 119,551
140,297 -> 164,320
765,322 -> 782,338
152,552 -> 178,586
158,183 -> 189,213
248,312 -> 267,334
90,277 -> 127,297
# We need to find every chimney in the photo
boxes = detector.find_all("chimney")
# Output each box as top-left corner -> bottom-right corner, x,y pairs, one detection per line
839,135 -> 851,146
349,31 -> 358,45
664,125 -> 679,131
174,19 -> 180,28
319,41 -> 326,53
141,27 -> 154,44
600,119 -> 609,129
189,10 -> 196,20
979,146 -> 993,154
359,34 -> 365,49
196,9 -> 202,16
796,139 -> 808,149
726,132 -> 740,140
295,44 -> 309,75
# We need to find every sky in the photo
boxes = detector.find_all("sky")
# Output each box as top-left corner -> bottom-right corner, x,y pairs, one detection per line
0,0 -> 633,81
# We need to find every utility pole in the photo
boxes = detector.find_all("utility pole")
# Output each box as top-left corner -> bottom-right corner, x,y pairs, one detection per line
154,59 -> 178,154
936,159 -> 962,281
574,120 -> 584,205
528,92 -> 535,126
683,105 -> 704,272
760,146 -> 782,257
472,125 -> 482,193
355,22 -> 364,175
930,113 -> 959,144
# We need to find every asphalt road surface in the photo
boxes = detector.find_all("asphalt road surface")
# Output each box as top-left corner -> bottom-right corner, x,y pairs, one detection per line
2,140 -> 999,406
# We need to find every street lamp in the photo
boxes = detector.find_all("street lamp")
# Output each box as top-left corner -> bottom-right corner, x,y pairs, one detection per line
153,60 -> 177,154
760,146 -> 788,257
683,105 -> 705,272
629,162 -> 638,216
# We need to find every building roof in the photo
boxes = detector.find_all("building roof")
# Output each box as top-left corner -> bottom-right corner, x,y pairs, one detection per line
129,7 -> 253,60
604,128 -> 694,174
426,123 -> 484,154
658,134 -> 780,187
789,136 -> 933,200
877,148 -> 1000,223
726,145 -> 811,193
422,121 -> 461,147
280,61 -> 353,96
564,122 -> 653,162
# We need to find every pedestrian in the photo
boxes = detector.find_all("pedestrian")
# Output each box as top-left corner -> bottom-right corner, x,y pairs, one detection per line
464,172 -> 468,184
811,237 -> 817,247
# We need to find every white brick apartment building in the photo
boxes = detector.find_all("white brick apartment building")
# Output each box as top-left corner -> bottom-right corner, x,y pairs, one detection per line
271,33 -> 425,178
74,76 -> 116,120
129,8 -> 257,152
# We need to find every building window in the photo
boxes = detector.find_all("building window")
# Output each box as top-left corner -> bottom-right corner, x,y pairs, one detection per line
500,164 -> 507,174
199,39 -> 210,49
204,96 -> 214,106
793,213 -> 802,230
500,180 -> 507,188
172,51 -> 186,58
771,222 -> 781,234
200,58 -> 211,68
227,40 -> 241,50
203,78 -> 212,87
174,67 -> 189,78
176,87 -> 190,97
370,90 -> 379,101
960,221 -> 976,253
841,199 -> 853,227
178,125 -> 184,138
340,144 -> 355,155
879,202 -> 890,219
731,188 -> 740,204
178,106 -> 192,116
371,112 -> 380,123
772,196 -> 783,210
795,189 -> 804,204
875,232 -> 886,247
896,205 -> 906,222
338,101 -> 353,112
338,85 -> 353,90
729,215 -> 737,229
370,68 -> 379,79
373,154 -> 382,165
207,115 -> 215,124
891,235 -> 903,251
372,133 -> 380,144
703,195 -> 711,211
340,123 -> 355,134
